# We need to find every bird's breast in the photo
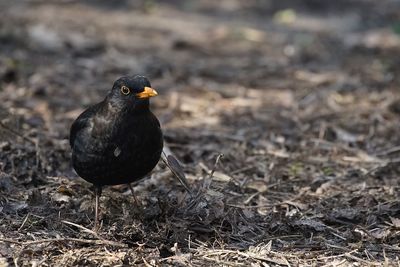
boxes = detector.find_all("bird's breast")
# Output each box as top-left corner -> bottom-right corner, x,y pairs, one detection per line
72,111 -> 163,185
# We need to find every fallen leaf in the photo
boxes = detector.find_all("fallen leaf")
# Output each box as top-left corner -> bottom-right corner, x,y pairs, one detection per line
211,171 -> 232,182
284,201 -> 309,210
390,217 -> 400,228
245,180 -> 268,192
293,218 -> 327,232
330,208 -> 360,222
369,228 -> 390,240
57,185 -> 74,196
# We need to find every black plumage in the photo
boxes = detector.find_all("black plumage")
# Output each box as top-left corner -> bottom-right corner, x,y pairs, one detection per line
69,75 -> 163,227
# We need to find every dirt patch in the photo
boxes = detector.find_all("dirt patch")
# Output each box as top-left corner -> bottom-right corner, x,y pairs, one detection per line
1,0 -> 400,266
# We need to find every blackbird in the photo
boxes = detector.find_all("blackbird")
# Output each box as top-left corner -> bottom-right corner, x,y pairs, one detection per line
70,75 -> 163,227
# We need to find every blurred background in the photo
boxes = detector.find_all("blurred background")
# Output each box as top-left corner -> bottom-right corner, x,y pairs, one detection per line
1,0 -> 400,265
1,0 -> 400,176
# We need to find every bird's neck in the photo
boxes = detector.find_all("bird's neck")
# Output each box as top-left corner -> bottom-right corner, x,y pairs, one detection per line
106,97 -> 150,115
131,99 -> 151,113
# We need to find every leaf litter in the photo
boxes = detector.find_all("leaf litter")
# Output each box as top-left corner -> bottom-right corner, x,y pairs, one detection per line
1,0 -> 400,266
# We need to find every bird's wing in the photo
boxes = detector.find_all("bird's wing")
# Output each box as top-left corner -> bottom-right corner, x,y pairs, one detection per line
69,103 -> 102,148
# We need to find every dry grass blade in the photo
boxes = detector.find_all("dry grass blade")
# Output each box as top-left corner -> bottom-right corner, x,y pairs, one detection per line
0,121 -> 36,145
0,237 -> 127,248
193,248 -> 291,266
162,150 -> 193,195
61,220 -> 99,237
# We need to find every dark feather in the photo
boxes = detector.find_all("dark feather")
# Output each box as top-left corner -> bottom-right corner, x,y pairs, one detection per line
70,76 -> 163,186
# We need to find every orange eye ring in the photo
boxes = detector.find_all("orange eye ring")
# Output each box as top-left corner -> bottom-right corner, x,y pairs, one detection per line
121,86 -> 130,95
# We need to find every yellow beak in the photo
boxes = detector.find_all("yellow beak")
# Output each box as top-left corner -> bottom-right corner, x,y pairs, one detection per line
136,87 -> 158,99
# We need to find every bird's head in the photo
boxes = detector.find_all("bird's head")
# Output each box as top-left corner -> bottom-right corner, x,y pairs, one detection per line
108,75 -> 158,111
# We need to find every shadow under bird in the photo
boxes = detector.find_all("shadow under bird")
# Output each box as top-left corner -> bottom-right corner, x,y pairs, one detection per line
69,75 -> 163,228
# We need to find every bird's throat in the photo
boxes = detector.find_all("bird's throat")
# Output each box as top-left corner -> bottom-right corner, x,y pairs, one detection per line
107,98 -> 150,117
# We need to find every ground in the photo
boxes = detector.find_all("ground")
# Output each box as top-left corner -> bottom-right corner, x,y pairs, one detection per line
1,0 -> 400,266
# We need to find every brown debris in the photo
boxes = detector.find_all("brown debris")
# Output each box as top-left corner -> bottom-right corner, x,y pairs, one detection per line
1,0 -> 400,266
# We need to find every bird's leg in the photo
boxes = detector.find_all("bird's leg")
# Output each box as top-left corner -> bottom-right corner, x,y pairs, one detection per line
128,183 -> 142,208
94,186 -> 102,230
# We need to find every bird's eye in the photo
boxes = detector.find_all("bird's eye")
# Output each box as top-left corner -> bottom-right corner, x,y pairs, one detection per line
121,86 -> 130,95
